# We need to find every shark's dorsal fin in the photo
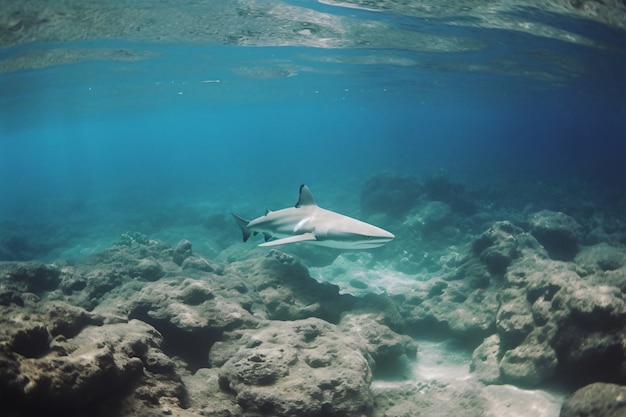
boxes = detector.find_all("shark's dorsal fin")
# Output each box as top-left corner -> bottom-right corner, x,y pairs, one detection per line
295,184 -> 317,208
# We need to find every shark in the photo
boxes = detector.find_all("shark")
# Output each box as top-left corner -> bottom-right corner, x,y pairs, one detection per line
232,184 -> 395,249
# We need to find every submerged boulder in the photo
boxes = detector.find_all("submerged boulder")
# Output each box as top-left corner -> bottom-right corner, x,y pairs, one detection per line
172,239 -> 193,266
0,319 -> 178,413
575,243 -> 626,275
216,318 -> 374,417
560,382 -> 626,417
498,330 -> 558,386
338,312 -> 418,372
470,334 -> 501,384
0,262 -> 61,293
128,277 -> 254,370
227,250 -> 353,323
173,239 -> 222,273
472,220 -> 547,278
472,221 -> 524,275
529,210 -> 582,261
131,257 -> 164,281
552,283 -> 626,387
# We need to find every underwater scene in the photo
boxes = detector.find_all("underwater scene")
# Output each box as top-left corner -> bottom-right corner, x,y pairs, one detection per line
1,1 -> 626,416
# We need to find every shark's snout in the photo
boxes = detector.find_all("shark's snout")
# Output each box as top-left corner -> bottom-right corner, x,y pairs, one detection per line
357,228 -> 395,248
381,230 -> 395,240
370,226 -> 395,241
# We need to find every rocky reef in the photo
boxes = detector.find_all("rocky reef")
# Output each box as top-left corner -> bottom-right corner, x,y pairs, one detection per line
0,237 -> 417,416
1,173 -> 625,416
359,173 -> 626,414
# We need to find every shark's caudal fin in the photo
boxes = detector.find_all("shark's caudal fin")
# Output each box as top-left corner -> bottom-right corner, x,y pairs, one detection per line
295,184 -> 317,208
231,213 -> 252,242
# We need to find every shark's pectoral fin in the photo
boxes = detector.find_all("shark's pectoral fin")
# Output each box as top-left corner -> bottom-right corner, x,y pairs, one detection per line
258,232 -> 317,247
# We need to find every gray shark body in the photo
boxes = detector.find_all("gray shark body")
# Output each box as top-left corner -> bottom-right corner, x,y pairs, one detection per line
232,184 -> 394,249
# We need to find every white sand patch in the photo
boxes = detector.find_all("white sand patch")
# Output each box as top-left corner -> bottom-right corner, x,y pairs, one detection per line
372,340 -> 564,417
310,255 -> 423,296
410,340 -> 473,382
483,384 -> 563,417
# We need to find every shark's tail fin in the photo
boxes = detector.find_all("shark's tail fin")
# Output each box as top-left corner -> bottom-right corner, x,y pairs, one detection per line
231,213 -> 252,242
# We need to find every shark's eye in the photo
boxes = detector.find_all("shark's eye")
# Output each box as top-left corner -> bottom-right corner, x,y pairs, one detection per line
366,236 -> 371,240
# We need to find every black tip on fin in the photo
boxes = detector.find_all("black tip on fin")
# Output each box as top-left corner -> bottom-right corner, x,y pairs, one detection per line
231,213 -> 252,242
295,184 -> 317,208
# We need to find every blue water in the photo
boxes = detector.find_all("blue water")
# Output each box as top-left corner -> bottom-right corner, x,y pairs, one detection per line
0,6 -> 625,261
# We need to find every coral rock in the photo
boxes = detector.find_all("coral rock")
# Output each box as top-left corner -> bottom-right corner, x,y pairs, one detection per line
173,239 -> 193,266
472,221 -> 523,275
499,332 -> 558,386
218,318 -> 374,417
529,210 -> 582,261
560,382 -> 626,417
471,334 -> 501,384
